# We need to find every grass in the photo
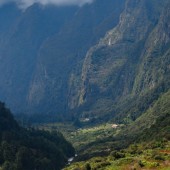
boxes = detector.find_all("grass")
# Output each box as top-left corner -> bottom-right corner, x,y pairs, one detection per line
67,123 -> 121,151
37,122 -> 122,153
63,140 -> 170,170
37,122 -> 170,170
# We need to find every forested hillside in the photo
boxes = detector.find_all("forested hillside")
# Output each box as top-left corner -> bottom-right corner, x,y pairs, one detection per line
0,102 -> 75,170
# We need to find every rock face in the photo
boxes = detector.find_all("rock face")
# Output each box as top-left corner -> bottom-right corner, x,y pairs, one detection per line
0,0 -> 169,122
0,3 -> 79,115
0,1 -> 125,119
74,0 -> 170,120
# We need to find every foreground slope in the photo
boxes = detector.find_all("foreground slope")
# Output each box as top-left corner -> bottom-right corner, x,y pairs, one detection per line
0,102 -> 75,170
63,90 -> 170,170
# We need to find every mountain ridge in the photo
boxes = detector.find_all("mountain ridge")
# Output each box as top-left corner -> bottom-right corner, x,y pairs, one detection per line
0,0 -> 169,125
73,0 -> 170,123
0,0 -> 126,119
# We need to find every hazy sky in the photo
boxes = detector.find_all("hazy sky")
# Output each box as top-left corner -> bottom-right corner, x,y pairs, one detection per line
0,0 -> 94,9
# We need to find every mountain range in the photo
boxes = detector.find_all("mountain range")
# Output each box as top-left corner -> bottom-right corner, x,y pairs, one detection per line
0,0 -> 169,126
0,0 -> 125,121
0,0 -> 170,169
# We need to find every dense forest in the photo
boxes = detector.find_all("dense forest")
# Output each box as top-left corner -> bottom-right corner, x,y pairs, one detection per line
0,102 -> 75,170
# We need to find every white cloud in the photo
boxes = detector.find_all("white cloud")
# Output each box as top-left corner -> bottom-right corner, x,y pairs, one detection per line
0,0 -> 94,9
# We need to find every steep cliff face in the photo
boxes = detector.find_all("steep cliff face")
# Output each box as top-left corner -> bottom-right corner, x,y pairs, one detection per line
0,1 -> 126,118
27,0 -> 125,117
0,0 -> 169,123
0,3 -> 78,115
133,2 -> 170,93
76,0 -> 170,120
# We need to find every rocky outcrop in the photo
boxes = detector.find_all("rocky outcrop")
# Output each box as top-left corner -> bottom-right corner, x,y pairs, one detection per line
75,0 -> 170,119
26,0 -> 125,116
0,0 -> 169,123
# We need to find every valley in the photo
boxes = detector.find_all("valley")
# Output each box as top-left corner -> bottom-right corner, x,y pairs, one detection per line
0,0 -> 169,169
36,121 -> 170,170
37,89 -> 170,169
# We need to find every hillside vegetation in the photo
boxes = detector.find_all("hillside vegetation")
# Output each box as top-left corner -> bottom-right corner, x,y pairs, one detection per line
62,90 -> 170,169
39,89 -> 170,169
0,102 -> 75,170
76,0 -> 170,124
0,1 -> 169,169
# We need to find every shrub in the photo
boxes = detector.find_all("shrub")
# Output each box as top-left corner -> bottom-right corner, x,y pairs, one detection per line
138,160 -> 145,167
154,155 -> 165,161
84,163 -> 91,170
110,151 -> 125,160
